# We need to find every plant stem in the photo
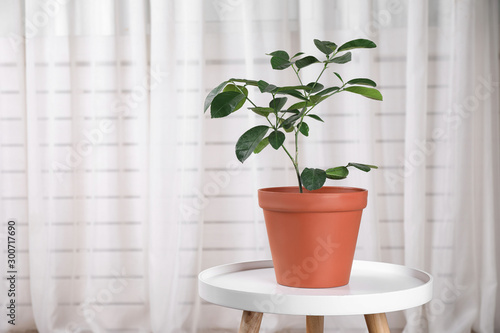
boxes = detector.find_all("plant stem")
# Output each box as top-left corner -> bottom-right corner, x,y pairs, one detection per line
291,63 -> 330,193
264,116 -> 274,128
287,65 -> 309,192
280,56 -> 340,193
294,129 -> 299,164
312,63 -> 328,90
291,64 -> 304,86
232,81 -> 281,131
230,81 -> 258,108
281,144 -> 303,193
271,93 -> 279,129
303,83 -> 346,118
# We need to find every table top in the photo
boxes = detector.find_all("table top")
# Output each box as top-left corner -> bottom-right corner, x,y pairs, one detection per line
198,260 -> 433,316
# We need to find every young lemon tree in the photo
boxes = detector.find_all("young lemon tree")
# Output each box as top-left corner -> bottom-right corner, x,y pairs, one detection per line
204,38 -> 382,193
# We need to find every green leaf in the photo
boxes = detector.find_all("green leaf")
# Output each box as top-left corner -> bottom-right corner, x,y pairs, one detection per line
276,89 -> 308,100
337,39 -> 377,52
314,39 -> 330,54
267,50 -> 289,60
235,126 -> 269,163
346,78 -> 377,87
253,137 -> 269,154
291,52 -> 304,59
315,86 -> 340,96
281,114 -> 301,129
229,78 -> 259,86
288,101 -> 311,110
309,95 -> 328,104
223,84 -> 248,111
298,122 -> 309,136
301,168 -> 327,191
271,56 -> 292,70
307,114 -> 324,122
268,51 -> 291,70
347,162 -> 378,172
306,82 -> 324,93
333,72 -> 344,83
314,39 -> 337,55
326,166 -> 349,179
344,86 -> 383,101
249,107 -> 273,117
257,80 -> 277,93
276,85 -> 312,91
210,91 -> 246,118
329,52 -> 352,64
269,97 -> 288,112
295,56 -> 320,69
204,81 -> 228,112
268,130 -> 286,149
298,107 -> 309,117
324,41 -> 338,53
284,125 -> 294,133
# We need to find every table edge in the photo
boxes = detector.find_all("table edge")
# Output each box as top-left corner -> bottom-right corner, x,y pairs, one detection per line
198,260 -> 433,316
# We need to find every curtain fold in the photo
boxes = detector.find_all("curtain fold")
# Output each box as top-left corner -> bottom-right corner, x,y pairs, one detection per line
403,1 -> 429,331
0,0 -> 498,332
442,1 -> 498,332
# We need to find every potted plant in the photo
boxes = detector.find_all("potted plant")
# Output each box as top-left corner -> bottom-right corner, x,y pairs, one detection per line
204,38 -> 382,288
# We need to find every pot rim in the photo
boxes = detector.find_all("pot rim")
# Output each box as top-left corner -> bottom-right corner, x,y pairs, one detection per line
258,186 -> 368,212
258,186 -> 367,194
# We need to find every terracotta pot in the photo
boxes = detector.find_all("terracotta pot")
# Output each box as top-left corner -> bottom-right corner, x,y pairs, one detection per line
258,186 -> 367,288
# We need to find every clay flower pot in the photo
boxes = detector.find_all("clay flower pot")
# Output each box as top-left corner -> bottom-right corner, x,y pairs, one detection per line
258,186 -> 367,288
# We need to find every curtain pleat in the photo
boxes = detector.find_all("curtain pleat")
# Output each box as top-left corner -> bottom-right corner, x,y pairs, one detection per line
402,1 -> 429,331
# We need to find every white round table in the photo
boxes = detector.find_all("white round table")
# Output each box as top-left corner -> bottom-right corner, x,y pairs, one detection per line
198,260 -> 433,333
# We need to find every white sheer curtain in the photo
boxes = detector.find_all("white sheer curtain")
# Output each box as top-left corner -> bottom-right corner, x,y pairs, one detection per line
0,0 -> 498,332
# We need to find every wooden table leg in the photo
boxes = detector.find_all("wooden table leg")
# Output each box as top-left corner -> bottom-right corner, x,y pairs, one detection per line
238,311 -> 263,333
364,313 -> 390,333
306,315 -> 324,333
